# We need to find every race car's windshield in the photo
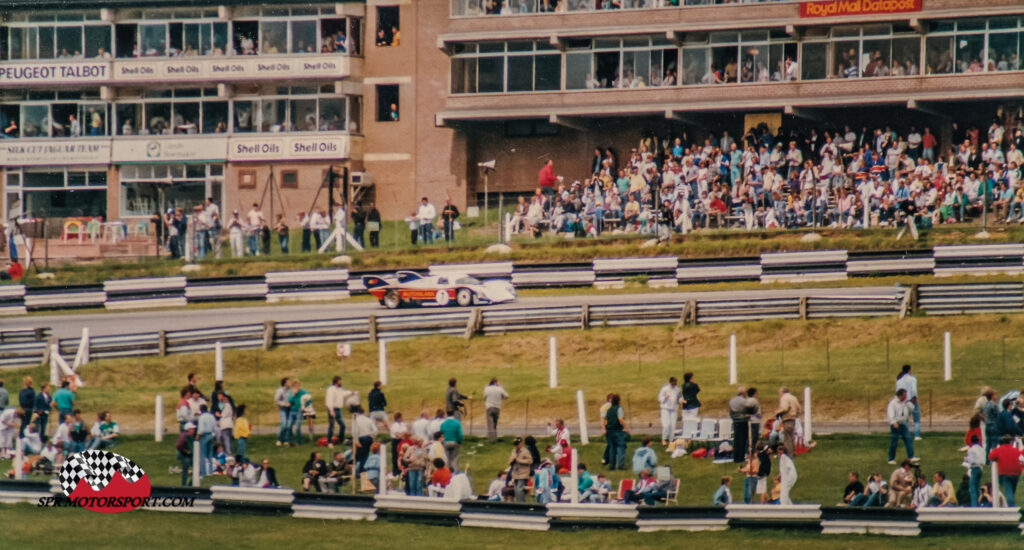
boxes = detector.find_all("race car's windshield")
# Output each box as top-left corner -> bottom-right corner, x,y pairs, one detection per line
454,277 -> 481,285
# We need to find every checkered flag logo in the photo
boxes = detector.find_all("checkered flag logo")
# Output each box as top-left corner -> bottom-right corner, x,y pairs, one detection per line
58,450 -> 146,497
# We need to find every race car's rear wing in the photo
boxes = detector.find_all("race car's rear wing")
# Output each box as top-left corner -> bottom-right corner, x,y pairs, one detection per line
362,275 -> 391,290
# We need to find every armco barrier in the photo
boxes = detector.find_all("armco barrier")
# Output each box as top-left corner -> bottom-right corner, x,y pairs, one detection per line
917,282 -> 1024,315
2,480 -> 1024,538
9,243 -> 1024,315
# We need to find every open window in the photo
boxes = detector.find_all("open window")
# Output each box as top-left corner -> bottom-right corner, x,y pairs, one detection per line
376,85 -> 399,122
375,6 -> 399,47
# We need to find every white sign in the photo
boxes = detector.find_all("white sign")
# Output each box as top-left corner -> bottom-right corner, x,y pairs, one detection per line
113,54 -> 349,83
0,60 -> 110,85
112,136 -> 229,163
0,139 -> 112,166
228,134 -> 351,161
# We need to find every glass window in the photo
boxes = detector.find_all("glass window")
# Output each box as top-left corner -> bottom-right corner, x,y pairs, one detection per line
954,34 -> 984,72
39,26 -> 55,58
84,26 -> 111,57
233,100 -> 256,132
833,40 -> 860,78
23,169 -> 64,187
318,97 -> 346,130
565,52 -> 593,90
202,102 -> 228,133
988,32 -> 1019,71
21,105 -> 49,137
534,54 -> 560,91
892,37 -> 920,76
146,103 -> 172,134
261,21 -> 286,54
507,55 -> 533,92
26,189 -> 105,218
348,95 -> 361,133
478,57 -> 504,93
291,98 -> 317,131
83,105 -> 107,136
291,20 -> 318,53
861,38 -> 892,76
801,42 -> 827,80
56,26 -> 82,57
451,58 -> 478,93
140,24 -> 165,56
262,99 -> 286,131
681,48 -> 707,85
172,102 -> 199,134
925,36 -> 954,74
116,104 -> 141,135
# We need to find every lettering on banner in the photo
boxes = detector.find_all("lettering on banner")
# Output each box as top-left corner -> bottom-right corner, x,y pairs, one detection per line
799,0 -> 921,17
0,63 -> 107,82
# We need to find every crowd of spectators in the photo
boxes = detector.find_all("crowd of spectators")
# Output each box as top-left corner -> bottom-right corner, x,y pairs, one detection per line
523,116 -> 1024,238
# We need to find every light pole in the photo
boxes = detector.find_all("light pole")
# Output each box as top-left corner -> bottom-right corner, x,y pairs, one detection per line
477,160 -> 496,239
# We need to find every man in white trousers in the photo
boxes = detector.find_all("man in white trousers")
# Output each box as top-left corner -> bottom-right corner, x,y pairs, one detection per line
657,377 -> 681,446
778,445 -> 797,505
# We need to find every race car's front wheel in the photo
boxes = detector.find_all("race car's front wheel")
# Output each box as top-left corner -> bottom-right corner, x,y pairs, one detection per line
383,290 -> 402,309
455,288 -> 474,307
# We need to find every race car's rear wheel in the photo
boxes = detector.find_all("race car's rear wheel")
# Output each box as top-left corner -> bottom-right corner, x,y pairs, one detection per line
383,290 -> 402,309
455,288 -> 474,307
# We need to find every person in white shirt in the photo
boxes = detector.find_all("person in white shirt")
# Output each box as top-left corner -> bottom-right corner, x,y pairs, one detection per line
887,389 -> 916,464
482,378 -> 509,443
416,197 -> 436,244
20,424 -> 42,455
657,377 -> 682,446
333,203 -> 347,251
426,409 -> 445,438
895,364 -> 921,441
351,407 -> 377,475
246,203 -> 264,256
910,474 -> 931,508
546,418 -> 571,454
324,376 -> 348,448
778,446 -> 797,505
411,409 -> 431,442
226,210 -> 244,257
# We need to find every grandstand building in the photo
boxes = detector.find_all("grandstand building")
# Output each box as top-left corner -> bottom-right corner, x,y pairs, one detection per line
1,0 -> 1022,222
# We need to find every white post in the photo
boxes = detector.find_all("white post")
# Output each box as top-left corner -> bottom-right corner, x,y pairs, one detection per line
570,448 -> 579,504
49,344 -> 60,386
72,327 -> 90,368
803,386 -> 813,444
378,339 -> 388,385
14,437 -> 23,480
728,334 -> 737,385
576,390 -> 589,445
192,440 -> 201,487
861,186 -> 870,229
943,331 -> 952,381
214,341 -> 224,382
548,336 -> 558,389
155,395 -> 163,442
379,444 -> 388,495
992,461 -> 1001,507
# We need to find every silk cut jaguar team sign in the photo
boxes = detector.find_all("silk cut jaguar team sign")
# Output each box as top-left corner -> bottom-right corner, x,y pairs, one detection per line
57,450 -> 152,513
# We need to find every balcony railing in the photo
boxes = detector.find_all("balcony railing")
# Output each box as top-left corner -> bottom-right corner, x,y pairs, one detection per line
451,0 -> 794,17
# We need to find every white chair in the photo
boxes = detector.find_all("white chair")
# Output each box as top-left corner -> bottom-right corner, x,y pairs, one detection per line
717,419 -> 733,442
680,419 -> 700,440
696,418 -> 717,441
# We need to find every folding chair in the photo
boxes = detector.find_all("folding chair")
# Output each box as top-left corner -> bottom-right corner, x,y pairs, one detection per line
613,479 -> 634,503
717,419 -> 733,442
680,419 -> 699,440
664,479 -> 680,505
696,418 -> 717,441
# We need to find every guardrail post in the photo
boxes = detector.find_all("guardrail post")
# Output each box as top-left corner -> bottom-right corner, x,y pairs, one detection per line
686,300 -> 697,325
192,440 -> 201,487
580,304 -> 590,330
464,308 -> 481,340
909,284 -> 919,314
943,331 -> 952,381
214,342 -> 224,382
548,336 -> 557,389
798,296 -> 808,320
158,330 -> 167,356
368,315 -> 378,343
378,339 -> 388,386
43,336 -> 57,370
576,390 -> 589,445
804,386 -> 813,443
155,394 -> 164,442
570,448 -> 579,503
728,334 -> 737,385
262,321 -> 276,351
48,338 -> 59,387
14,437 -> 23,480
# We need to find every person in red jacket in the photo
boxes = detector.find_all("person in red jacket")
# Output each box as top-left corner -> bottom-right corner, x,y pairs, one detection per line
988,435 -> 1024,507
538,159 -> 557,196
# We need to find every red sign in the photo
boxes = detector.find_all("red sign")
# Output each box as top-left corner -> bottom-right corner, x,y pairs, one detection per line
799,0 -> 921,18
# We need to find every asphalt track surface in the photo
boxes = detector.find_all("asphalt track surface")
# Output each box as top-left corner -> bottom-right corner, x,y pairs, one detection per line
0,285 -> 900,339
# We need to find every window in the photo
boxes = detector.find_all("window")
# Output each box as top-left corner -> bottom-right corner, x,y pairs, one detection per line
280,170 -> 298,189
6,167 -> 107,219
376,85 -> 399,122
120,164 -> 222,217
3,21 -> 110,60
505,119 -> 558,138
925,17 -> 1024,74
376,6 -> 400,47
451,40 -> 566,93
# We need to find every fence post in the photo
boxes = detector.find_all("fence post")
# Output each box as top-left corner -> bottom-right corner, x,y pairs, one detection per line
14,437 -> 23,480
798,296 -> 808,320
577,390 -> 589,445
155,394 -> 163,442
943,331 -> 952,381
73,327 -> 90,367
378,339 -> 388,386
158,329 -> 167,356
464,308 -> 481,340
214,341 -> 224,382
570,448 -> 580,503
803,386 -> 812,443
992,462 -> 1000,507
192,440 -> 201,487
368,315 -> 378,343
729,334 -> 737,385
262,320 -> 276,351
379,444 -> 388,495
548,336 -> 557,389
49,340 -> 60,387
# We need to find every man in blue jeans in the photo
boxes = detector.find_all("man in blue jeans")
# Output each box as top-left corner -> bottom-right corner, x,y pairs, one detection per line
196,405 -> 217,476
895,365 -> 921,441
989,435 -> 1024,507
274,378 -> 291,446
604,394 -> 629,470
325,376 -> 347,447
886,389 -> 917,465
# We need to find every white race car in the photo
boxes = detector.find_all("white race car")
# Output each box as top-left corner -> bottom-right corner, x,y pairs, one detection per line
363,271 -> 517,309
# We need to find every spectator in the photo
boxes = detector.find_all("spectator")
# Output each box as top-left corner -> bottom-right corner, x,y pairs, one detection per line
274,377 -> 291,447
842,471 -> 864,506
429,457 -> 451,496
0,379 -> 8,410
895,365 -> 921,441
910,474 -> 931,508
483,378 -> 509,443
0,408 -> 20,458
52,380 -> 74,424
886,459 -> 914,508
851,472 -> 886,507
966,435 -> 985,507
989,435 -> 1024,507
981,390 -> 1000,455
176,422 -> 196,486
730,386 -> 752,463
257,458 -> 279,488
657,377 -> 681,446
739,450 -> 760,504
367,202 -> 382,248
929,471 -> 956,507
713,476 -> 733,506
778,445 -> 797,505
351,203 -> 366,248
508,437 -> 532,502
287,379 -> 308,445
402,436 -> 427,496
440,198 -> 460,244
603,393 -> 629,470
234,405 -> 249,460
352,406 -> 376,476
17,376 -> 33,437
631,436 -> 657,475
319,451 -> 345,492
997,398 -> 1023,438
775,387 -> 801,457
302,451 -> 328,492
32,382 -> 52,440
440,409 -> 463,473
195,406 -> 215,475
325,376 -> 347,448
416,197 -> 436,244
368,381 -> 388,429
681,372 -> 701,419
886,389 -> 916,464
88,411 -> 120,451
444,378 -> 470,420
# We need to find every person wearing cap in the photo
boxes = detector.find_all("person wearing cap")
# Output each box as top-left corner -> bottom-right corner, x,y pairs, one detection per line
177,422 -> 196,486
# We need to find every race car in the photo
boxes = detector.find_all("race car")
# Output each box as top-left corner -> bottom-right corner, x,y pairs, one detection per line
362,271 -> 517,309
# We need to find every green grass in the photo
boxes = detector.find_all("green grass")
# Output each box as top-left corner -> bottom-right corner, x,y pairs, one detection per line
19,215 -> 1024,286
4,501 -> 1023,549
8,313 -> 1024,434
